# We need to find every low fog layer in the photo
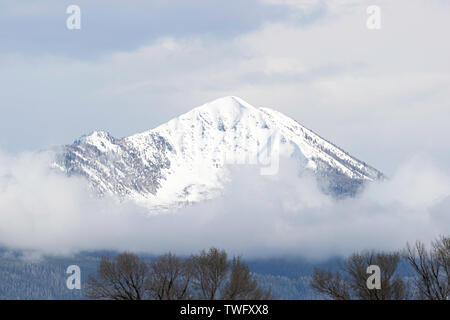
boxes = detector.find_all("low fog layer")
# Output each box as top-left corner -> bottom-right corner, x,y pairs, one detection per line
0,150 -> 449,260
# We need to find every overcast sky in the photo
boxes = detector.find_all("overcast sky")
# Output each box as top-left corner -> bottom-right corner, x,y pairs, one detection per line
0,0 -> 449,176
0,0 -> 449,258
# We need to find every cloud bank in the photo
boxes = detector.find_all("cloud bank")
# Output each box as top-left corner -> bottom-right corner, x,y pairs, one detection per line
0,150 -> 448,260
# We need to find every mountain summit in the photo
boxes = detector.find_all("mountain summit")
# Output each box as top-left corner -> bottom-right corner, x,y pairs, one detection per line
55,96 -> 384,209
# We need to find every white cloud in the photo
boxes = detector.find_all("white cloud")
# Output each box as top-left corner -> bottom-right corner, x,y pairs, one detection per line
0,150 -> 448,260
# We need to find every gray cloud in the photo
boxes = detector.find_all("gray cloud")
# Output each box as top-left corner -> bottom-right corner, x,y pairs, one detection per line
0,0 -> 289,57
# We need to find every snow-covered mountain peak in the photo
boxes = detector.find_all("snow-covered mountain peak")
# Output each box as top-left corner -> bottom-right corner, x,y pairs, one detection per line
150,95 -> 261,134
75,130 -> 112,144
56,96 -> 384,210
196,95 -> 256,112
74,130 -> 119,153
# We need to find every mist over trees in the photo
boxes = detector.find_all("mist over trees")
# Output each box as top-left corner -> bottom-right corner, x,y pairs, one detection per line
85,247 -> 273,300
310,236 -> 450,300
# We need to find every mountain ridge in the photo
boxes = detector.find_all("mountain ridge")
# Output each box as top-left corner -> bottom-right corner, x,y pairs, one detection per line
54,96 -> 384,210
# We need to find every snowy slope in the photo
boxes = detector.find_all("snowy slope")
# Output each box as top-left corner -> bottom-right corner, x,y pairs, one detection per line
55,96 -> 384,209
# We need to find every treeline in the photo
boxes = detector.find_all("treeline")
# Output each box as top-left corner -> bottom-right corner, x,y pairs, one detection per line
310,236 -> 450,300
85,247 -> 273,300
85,236 -> 449,300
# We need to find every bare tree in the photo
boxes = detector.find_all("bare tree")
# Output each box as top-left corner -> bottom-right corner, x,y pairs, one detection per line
146,252 -> 194,300
311,269 -> 350,300
311,251 -> 409,300
85,248 -> 274,300
221,256 -> 273,300
405,236 -> 450,300
85,252 -> 149,300
346,251 -> 409,300
191,247 -> 229,300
